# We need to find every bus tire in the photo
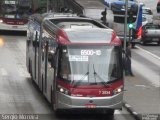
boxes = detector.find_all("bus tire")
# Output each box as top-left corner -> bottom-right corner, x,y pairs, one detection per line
53,93 -> 58,114
29,60 -> 33,81
50,86 -> 53,109
53,104 -> 61,116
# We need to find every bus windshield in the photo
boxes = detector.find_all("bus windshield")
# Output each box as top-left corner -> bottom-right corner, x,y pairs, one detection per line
58,45 -> 122,86
0,0 -> 32,19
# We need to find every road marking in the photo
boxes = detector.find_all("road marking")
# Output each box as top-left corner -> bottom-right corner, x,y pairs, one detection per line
133,112 -> 138,115
132,59 -> 160,87
114,110 -> 121,114
0,68 -> 8,76
135,85 -> 154,89
136,46 -> 160,60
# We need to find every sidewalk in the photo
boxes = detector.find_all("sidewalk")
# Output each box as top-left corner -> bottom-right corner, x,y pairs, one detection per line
123,75 -> 160,120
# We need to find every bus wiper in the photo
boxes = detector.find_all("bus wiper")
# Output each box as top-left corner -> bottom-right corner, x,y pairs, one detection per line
93,64 -> 110,87
72,64 -> 89,87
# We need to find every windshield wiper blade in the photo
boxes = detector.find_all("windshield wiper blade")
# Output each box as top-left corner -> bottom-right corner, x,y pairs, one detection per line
93,64 -> 110,87
72,64 -> 89,87
72,72 -> 89,87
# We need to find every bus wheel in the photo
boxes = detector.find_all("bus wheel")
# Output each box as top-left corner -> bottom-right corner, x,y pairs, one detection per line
29,60 -> 33,81
28,59 -> 31,73
53,104 -> 61,116
50,86 -> 54,109
53,95 -> 59,115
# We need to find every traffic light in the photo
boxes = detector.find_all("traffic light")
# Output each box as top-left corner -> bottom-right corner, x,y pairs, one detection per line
128,23 -> 134,29
128,10 -> 134,29
101,8 -> 107,24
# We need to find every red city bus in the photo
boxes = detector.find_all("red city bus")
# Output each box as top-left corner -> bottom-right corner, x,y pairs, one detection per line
0,0 -> 47,31
26,13 -> 124,117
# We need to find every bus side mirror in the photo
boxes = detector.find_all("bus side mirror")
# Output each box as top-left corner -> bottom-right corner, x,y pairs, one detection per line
48,50 -> 56,68
48,51 -> 53,62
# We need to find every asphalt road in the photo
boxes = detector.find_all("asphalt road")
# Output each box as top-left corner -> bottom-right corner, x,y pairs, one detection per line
0,34 -> 135,120
137,43 -> 160,57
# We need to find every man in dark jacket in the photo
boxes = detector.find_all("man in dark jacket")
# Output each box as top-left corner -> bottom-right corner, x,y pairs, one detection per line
125,43 -> 134,76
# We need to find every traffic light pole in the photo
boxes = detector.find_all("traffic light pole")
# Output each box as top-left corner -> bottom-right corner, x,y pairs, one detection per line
123,0 -> 128,77
129,28 -> 131,42
124,0 -> 128,52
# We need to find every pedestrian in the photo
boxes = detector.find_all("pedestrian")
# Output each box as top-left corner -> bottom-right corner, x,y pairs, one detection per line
125,42 -> 134,76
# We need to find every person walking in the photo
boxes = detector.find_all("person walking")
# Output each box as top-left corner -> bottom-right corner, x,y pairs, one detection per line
125,42 -> 134,76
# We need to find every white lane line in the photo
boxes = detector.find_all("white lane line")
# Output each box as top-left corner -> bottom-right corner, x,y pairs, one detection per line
125,104 -> 131,108
132,59 -> 160,87
133,112 -> 138,115
114,110 -> 121,114
0,68 -> 8,76
136,46 -> 160,60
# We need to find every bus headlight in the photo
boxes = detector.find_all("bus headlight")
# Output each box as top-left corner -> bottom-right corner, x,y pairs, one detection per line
113,85 -> 123,95
57,85 -> 70,95
0,19 -> 3,23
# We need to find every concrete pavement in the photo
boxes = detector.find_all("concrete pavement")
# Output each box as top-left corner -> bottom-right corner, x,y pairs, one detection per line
123,75 -> 160,120
122,48 -> 160,120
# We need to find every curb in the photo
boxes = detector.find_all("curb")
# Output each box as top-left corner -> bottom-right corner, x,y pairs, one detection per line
123,101 -> 141,120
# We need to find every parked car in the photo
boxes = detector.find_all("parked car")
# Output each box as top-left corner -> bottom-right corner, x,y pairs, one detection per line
142,7 -> 153,23
142,15 -> 148,26
141,23 -> 160,45
157,0 -> 160,13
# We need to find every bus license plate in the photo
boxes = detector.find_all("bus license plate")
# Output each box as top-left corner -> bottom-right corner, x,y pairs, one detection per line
85,104 -> 96,108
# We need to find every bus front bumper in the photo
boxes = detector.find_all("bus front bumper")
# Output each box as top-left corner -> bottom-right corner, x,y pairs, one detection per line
56,92 -> 123,110
0,23 -> 27,31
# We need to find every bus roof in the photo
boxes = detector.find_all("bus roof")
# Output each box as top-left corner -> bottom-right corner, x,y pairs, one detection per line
29,13 -> 121,45
29,13 -> 78,23
62,28 -> 115,44
30,13 -> 108,28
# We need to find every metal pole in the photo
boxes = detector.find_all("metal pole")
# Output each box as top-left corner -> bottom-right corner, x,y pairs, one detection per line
129,28 -> 131,42
123,0 -> 128,77
124,0 -> 128,52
